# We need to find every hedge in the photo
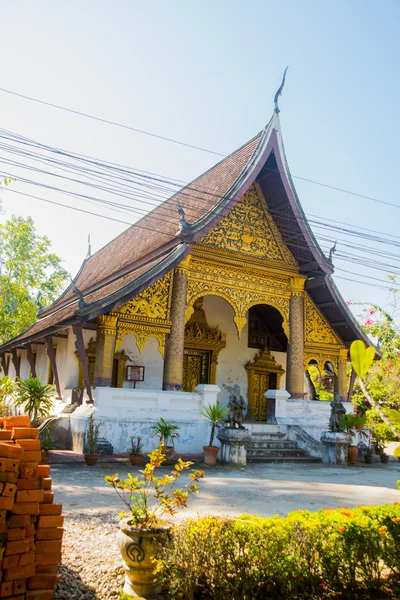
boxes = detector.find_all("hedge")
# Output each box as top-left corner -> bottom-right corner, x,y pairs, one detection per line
156,503 -> 400,599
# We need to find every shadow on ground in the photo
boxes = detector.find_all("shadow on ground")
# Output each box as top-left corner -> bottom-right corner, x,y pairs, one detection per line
55,565 -> 99,600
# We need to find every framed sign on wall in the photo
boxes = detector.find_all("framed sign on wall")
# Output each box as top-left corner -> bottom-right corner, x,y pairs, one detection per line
126,365 -> 145,389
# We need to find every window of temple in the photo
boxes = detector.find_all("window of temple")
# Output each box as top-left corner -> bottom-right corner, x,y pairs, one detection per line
247,305 -> 287,351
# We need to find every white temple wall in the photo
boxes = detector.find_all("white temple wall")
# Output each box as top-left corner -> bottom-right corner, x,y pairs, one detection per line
202,296 -> 287,408
119,334 -> 163,390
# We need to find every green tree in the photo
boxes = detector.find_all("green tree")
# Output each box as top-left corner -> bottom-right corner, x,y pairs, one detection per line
0,215 -> 69,343
14,377 -> 55,421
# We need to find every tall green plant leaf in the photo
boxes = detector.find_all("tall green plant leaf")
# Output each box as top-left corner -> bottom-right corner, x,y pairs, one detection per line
350,340 -> 375,378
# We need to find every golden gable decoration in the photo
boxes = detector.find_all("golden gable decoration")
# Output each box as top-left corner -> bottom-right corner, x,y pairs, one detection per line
199,183 -> 297,265
115,272 -> 173,323
304,295 -> 343,347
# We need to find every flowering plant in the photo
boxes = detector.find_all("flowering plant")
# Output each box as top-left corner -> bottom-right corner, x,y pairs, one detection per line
127,435 -> 143,456
105,445 -> 204,528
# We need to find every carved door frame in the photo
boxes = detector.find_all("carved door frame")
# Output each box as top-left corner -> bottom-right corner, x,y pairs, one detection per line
245,348 -> 285,421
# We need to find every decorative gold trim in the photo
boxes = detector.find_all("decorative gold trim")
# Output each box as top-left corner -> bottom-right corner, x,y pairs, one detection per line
112,272 -> 173,325
75,338 -> 128,388
97,315 -> 118,335
116,322 -> 168,358
304,351 -> 339,375
290,276 -> 306,296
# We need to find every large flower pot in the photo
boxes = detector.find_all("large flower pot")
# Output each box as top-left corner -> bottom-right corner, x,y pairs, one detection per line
40,454 -> 50,465
117,517 -> 169,598
84,453 -> 100,466
347,445 -> 358,465
164,445 -> 175,463
203,445 -> 219,466
380,453 -> 389,464
129,454 -> 144,467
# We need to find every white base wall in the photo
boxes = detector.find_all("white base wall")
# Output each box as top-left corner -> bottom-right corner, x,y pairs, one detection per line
92,385 -> 220,454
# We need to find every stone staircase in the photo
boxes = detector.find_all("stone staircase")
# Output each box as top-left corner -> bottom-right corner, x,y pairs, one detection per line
247,426 -> 322,464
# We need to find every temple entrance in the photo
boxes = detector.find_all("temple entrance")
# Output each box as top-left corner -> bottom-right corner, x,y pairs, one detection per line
182,297 -> 226,393
182,349 -> 211,392
245,304 -> 287,421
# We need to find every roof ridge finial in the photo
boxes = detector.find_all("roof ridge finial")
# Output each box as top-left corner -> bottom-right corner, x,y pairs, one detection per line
274,67 -> 288,114
177,200 -> 189,234
71,279 -> 88,309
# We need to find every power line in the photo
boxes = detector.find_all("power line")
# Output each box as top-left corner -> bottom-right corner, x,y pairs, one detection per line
1,86 -> 399,212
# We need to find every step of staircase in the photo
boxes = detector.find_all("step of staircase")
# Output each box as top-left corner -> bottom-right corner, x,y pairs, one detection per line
248,455 -> 322,463
247,430 -> 322,463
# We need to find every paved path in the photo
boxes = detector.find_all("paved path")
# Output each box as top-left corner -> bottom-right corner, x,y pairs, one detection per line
50,460 -> 400,518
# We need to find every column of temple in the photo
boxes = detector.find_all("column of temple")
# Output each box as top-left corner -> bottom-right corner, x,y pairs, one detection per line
337,348 -> 349,402
94,315 -> 118,386
286,276 -> 306,399
162,259 -> 189,391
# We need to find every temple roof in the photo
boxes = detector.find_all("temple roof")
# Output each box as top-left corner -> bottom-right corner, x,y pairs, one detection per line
0,111 -> 374,352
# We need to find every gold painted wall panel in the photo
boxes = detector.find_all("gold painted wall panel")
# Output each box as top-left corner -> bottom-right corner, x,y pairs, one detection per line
304,294 -> 343,347
199,183 -> 297,266
114,272 -> 172,324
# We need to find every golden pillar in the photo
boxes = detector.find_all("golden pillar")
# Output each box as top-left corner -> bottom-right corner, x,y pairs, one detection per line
338,348 -> 348,402
163,260 -> 189,391
94,315 -> 118,387
286,277 -> 306,399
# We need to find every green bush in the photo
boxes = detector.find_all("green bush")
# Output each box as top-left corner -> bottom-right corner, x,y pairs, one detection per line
156,504 -> 400,599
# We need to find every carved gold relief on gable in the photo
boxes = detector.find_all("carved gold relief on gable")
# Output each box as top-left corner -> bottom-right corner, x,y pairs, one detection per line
114,272 -> 172,323
304,294 -> 343,347
198,183 -> 297,266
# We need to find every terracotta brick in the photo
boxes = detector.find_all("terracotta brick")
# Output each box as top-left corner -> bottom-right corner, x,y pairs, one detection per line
0,497 -> 14,511
8,515 -> 29,528
35,552 -> 62,566
37,516 -> 63,528
2,555 -> 19,569
35,564 -> 58,574
11,502 -> 39,515
5,539 -> 29,555
26,590 -> 55,600
0,432 -> 12,441
0,511 -> 6,523
0,472 -> 18,483
8,595 -> 24,600
10,426 -> 38,439
4,563 -> 36,580
13,579 -> 26,594
2,483 -> 17,498
35,528 -> 63,541
35,540 -> 62,554
6,528 -> 25,542
0,444 -> 23,460
36,466 -> 50,478
0,581 -> 13,597
18,463 -> 37,479
0,484 -> 4,495
24,523 -> 35,537
19,551 -> 35,566
41,478 -> 51,491
3,417 -> 31,429
42,492 -> 54,505
27,574 -> 59,589
0,548 -> 5,560
38,505 -> 61,516
16,478 -> 42,491
20,451 -> 42,463
2,459 -> 20,474
14,440 -> 40,451
0,523 -> 7,535
16,489 -> 44,503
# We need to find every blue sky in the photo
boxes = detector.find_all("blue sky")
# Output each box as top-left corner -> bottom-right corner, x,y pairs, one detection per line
0,0 -> 399,316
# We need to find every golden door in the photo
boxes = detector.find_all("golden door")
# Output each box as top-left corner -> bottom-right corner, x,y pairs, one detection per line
247,372 -> 270,421
182,349 -> 211,392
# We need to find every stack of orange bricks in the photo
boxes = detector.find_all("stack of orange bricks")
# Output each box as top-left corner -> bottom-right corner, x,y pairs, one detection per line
0,416 -> 62,600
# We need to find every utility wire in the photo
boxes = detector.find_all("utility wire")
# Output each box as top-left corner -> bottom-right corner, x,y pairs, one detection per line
0,87 -> 399,212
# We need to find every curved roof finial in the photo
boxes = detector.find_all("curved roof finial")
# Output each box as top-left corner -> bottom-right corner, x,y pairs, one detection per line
274,67 -> 288,114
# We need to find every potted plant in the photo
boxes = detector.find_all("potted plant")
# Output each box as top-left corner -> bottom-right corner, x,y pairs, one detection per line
84,413 -> 102,466
127,435 -> 144,466
14,377 -> 55,423
40,422 -> 55,464
364,448 -> 373,464
200,402 -> 229,466
376,439 -> 390,463
343,413 -> 368,465
150,418 -> 180,462
105,445 -> 204,598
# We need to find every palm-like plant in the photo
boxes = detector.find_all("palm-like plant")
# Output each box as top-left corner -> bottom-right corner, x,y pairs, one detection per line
150,417 -> 180,447
0,376 -> 16,417
200,402 -> 229,447
14,378 -> 55,422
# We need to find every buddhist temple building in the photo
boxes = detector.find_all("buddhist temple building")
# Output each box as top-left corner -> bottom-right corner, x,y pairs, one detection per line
0,87 -> 373,455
